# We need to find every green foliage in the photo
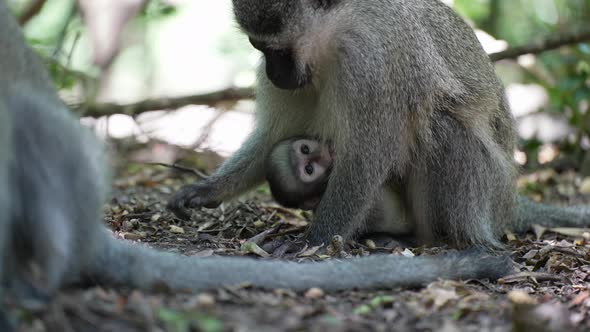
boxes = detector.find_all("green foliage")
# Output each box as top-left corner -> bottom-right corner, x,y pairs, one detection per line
158,308 -> 224,332
12,0 -> 590,167
455,0 -> 590,164
141,0 -> 177,19
453,0 -> 491,25
353,295 -> 394,315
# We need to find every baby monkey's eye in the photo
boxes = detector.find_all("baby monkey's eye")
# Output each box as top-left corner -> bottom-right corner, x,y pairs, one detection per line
301,144 -> 310,155
305,163 -> 314,175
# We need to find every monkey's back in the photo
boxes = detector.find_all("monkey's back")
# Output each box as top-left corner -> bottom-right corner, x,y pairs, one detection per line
0,0 -> 108,290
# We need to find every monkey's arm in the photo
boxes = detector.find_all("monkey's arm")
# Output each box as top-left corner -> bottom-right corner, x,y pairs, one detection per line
168,66 -> 315,219
304,43 -> 415,245
168,129 -> 270,219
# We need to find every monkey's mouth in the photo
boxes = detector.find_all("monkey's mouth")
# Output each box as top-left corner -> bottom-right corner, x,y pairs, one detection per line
248,37 -> 267,51
249,38 -> 311,90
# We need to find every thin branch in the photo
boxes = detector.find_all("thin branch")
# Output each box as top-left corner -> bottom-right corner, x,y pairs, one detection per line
72,87 -> 254,118
189,109 -> 228,150
18,0 -> 47,25
490,28 -> 590,61
63,29 -> 590,117
148,162 -> 209,179
52,2 -> 78,58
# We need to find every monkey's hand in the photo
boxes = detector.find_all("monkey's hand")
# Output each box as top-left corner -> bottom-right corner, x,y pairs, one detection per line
167,183 -> 222,220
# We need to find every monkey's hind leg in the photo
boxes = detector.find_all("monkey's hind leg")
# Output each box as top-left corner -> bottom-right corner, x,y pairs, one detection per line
407,112 -> 515,248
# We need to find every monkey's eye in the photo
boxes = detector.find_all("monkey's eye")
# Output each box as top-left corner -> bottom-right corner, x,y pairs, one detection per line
305,163 -> 314,175
300,144 -> 310,155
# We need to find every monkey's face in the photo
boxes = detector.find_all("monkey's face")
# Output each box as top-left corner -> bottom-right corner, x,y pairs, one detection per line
290,138 -> 333,184
232,0 -> 342,89
266,137 -> 334,211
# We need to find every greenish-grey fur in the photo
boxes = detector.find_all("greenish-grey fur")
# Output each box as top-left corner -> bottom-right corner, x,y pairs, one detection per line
0,0 -> 511,314
171,0 -> 590,255
170,0 -> 516,248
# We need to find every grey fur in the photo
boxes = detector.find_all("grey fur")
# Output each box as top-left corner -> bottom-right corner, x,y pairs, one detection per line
172,0 -> 590,247
170,0 -> 517,248
0,0 -> 510,310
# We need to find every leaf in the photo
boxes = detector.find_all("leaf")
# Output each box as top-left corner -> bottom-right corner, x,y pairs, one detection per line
240,242 -> 270,257
533,224 -> 547,239
169,225 -> 185,234
298,245 -> 323,257
547,227 -> 590,238
353,296 -> 394,315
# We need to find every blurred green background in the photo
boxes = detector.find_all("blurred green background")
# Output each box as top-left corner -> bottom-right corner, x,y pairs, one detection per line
6,0 -> 590,172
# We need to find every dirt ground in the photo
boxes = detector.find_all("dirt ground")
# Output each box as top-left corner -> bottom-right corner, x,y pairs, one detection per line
11,152 -> 590,332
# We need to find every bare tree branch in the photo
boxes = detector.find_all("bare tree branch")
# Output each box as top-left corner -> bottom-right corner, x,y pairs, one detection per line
189,109 -> 228,150
72,87 -> 255,118
66,29 -> 590,118
490,28 -> 590,61
18,0 -> 47,25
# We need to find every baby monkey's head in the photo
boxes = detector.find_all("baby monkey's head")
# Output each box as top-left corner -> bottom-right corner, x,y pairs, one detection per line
265,137 -> 334,210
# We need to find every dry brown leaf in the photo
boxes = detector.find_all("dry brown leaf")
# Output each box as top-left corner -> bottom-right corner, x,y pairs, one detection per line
423,282 -> 461,309
547,227 -> 590,238
240,242 -> 270,257
579,177 -> 590,194
505,230 -> 517,241
508,290 -> 537,305
298,245 -> 323,257
533,224 -> 547,239
197,221 -> 216,232
304,288 -> 325,299
169,225 -> 185,234
570,291 -> 590,306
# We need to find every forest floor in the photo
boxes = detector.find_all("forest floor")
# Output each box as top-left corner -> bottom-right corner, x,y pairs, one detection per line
15,145 -> 590,332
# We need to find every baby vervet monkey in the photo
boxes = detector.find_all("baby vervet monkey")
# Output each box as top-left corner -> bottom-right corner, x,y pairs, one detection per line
265,137 -> 412,236
266,137 -> 590,240
0,3 -> 511,327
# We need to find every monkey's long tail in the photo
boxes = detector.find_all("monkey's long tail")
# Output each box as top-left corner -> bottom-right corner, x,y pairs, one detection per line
514,195 -> 590,233
85,235 -> 510,292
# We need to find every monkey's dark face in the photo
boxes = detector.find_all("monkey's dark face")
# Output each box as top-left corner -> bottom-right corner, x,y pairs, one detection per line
233,0 -> 342,90
248,38 -> 312,90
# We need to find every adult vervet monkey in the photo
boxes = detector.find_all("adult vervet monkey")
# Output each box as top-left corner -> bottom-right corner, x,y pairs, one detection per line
169,0 -> 525,248
0,3 -> 509,327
